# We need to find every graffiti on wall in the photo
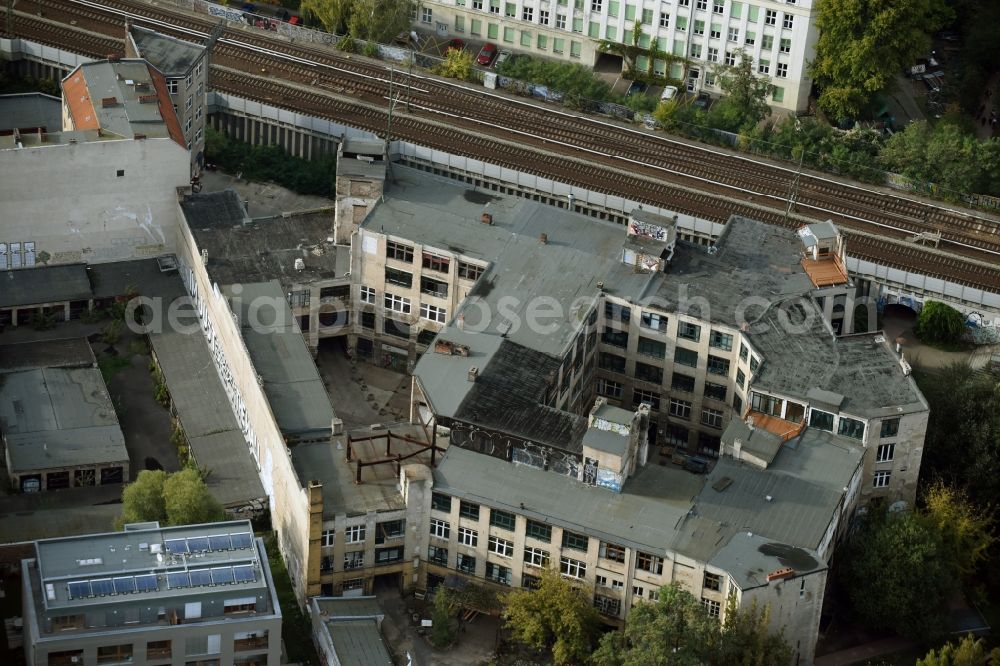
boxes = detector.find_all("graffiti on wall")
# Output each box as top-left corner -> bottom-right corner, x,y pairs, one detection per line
628,219 -> 669,241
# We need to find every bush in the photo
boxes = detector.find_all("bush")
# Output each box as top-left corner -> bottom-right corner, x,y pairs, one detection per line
337,35 -> 358,52
915,301 -> 966,347
497,55 -> 613,107
362,41 -> 380,58
204,128 -> 337,197
435,48 -> 474,81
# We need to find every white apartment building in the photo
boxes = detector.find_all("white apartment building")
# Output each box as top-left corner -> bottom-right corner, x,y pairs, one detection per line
413,0 -> 816,111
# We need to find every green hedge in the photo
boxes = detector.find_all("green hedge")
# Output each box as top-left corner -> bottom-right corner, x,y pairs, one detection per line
204,127 -> 337,197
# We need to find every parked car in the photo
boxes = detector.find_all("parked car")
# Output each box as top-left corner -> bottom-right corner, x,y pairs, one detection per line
446,38 -> 465,54
493,49 -> 512,68
477,43 -> 498,66
626,81 -> 648,97
692,91 -> 712,109
660,84 -> 679,101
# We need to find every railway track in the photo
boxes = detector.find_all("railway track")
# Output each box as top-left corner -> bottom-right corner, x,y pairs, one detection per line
9,3 -> 1000,291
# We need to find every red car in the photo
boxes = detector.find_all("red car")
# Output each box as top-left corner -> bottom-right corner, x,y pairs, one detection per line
446,38 -> 465,54
477,43 -> 498,66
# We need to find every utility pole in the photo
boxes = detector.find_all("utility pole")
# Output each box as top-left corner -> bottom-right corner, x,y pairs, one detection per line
784,148 -> 805,224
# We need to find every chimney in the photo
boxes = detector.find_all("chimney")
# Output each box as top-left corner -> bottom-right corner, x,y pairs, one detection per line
597,281 -> 604,292
201,249 -> 209,266
468,367 -> 478,382
101,97 -> 118,107
134,133 -> 147,140
139,94 -> 158,104
481,212 -> 493,225
539,233 -> 548,245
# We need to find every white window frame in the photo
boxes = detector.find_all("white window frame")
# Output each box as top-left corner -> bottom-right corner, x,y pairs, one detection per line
420,303 -> 447,323
421,7 -> 432,23
873,471 -> 891,488
488,535 -> 514,558
430,518 -> 450,539
523,546 -> 550,567
360,285 -> 376,304
458,527 -> 478,547
560,556 -> 586,579
384,293 -> 411,314
321,529 -> 335,547
345,525 -> 366,544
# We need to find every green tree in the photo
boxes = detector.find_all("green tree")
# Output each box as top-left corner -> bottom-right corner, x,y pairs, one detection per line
593,584 -> 792,666
117,469 -> 168,528
430,587 -> 458,648
919,481 -> 996,581
713,49 -> 772,131
917,633 -> 1000,666
163,468 -> 226,526
502,567 -> 601,665
810,0 -> 952,120
299,0 -> 354,33
914,301 -> 966,347
435,47 -> 474,81
842,508 -> 954,643
347,0 -> 413,42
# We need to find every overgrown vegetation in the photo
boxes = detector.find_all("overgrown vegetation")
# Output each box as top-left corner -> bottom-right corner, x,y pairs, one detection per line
430,587 -> 458,648
149,359 -> 171,408
0,62 -> 60,96
914,300 -> 967,348
496,56 -> 614,109
917,633 -> 1000,665
170,418 -> 190,464
264,533 -> 321,665
436,48 -> 474,82
300,0 -> 411,43
204,127 -> 337,196
116,468 -> 225,529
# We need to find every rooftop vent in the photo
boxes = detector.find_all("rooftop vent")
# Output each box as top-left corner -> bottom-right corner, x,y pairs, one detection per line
767,567 -> 795,582
134,81 -> 150,91
434,339 -> 470,356
468,367 -> 479,382
134,133 -> 147,140
101,96 -> 118,107
481,212 -> 493,225
139,94 -> 158,104
539,233 -> 548,245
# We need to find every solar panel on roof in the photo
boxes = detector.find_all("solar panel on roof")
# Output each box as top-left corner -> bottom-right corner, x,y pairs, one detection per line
189,569 -> 213,586
187,537 -> 210,552
211,567 -> 235,585
113,577 -> 136,594
134,574 -> 157,592
167,572 -> 190,589
90,579 -> 115,596
68,581 -> 92,599
233,565 -> 256,583
230,532 -> 253,549
164,539 -> 189,554
208,535 -> 232,551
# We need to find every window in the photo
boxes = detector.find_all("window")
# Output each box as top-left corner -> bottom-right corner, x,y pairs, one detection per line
675,16 -> 687,31
677,321 -> 701,342
725,50 -> 736,65
385,266 -> 412,288
703,572 -> 722,591
555,14 -> 565,29
524,546 -> 550,568
343,550 -> 364,569
457,553 -> 476,574
761,34 -> 773,50
360,285 -> 376,304
602,327 -> 629,348
605,302 -> 631,323
428,545 -> 448,565
421,252 -> 450,273
600,352 -> 627,374
765,9 -> 776,25
505,2 -> 515,16
432,492 -> 452,512
361,312 -> 375,329
458,261 -> 485,281
597,378 -> 623,399
386,241 -> 413,262
758,59 -> 770,75
561,556 -> 586,578
703,598 -> 721,618
876,443 -> 895,463
880,418 -> 900,438
384,293 -> 411,314
696,0 -> 706,8
672,372 -> 696,393
772,86 -> 784,103
460,500 -> 480,520
744,31 -> 756,45
750,356 -> 760,373
633,585 -> 645,597
873,471 -> 891,488
674,347 -> 699,368
486,562 -> 512,585
736,368 -> 746,389
553,36 -> 565,52
147,640 -> 171,660
489,536 -> 514,557
640,312 -> 668,332
562,530 -> 589,552
707,47 -> 719,62
731,1 -> 743,18
690,44 -> 703,59
728,26 -> 739,41
708,330 -> 733,351
185,75 -> 192,89
526,520 -> 551,542
782,14 -> 793,29
321,529 -> 335,547
116,169 -> 125,178
97,644 -> 133,664
635,362 -> 663,385
522,6 -> 533,20
540,9 -> 549,24
637,336 -> 666,359
710,24 -> 721,38
693,19 -> 705,35
733,394 -> 743,414
779,37 -> 791,53
678,0 -> 689,5
660,12 -> 670,27
669,398 -> 692,419
473,0 -> 482,8
633,389 -> 661,411
838,416 -> 865,441
420,303 -> 447,323
345,525 -> 365,543
809,409 -> 834,431
776,62 -> 788,78
704,382 -> 727,402
739,343 -> 749,361
599,542 -> 626,562
704,72 -> 716,86
430,518 -> 450,539
421,6 -> 432,22
636,551 -> 663,575
594,594 -> 622,616
713,0 -> 724,13
490,509 -> 516,531
458,527 -> 479,547
707,355 -> 730,376
702,408 -> 724,428
167,79 -> 179,94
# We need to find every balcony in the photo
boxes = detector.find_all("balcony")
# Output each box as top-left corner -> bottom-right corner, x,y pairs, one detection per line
744,409 -> 805,442
145,646 -> 172,661
234,636 -> 268,652
801,252 -> 848,288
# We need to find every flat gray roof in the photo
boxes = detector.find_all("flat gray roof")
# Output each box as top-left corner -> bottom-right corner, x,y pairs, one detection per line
129,26 -> 205,76
749,303 -> 927,418
314,595 -> 384,618
0,367 -> 128,473
721,418 -> 783,465
327,620 -> 393,666
227,281 -> 335,439
338,156 -> 387,180
0,338 -> 95,373
0,264 -> 91,308
71,59 -> 173,139
182,190 -> 349,287
0,93 -> 62,133
33,520 -> 271,611
582,427 -> 628,457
